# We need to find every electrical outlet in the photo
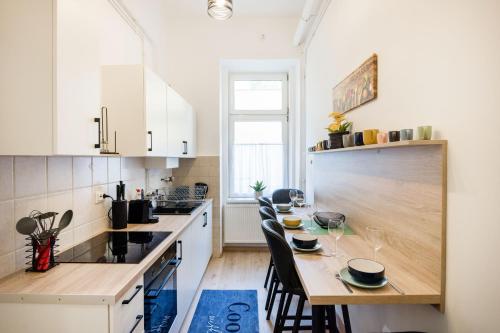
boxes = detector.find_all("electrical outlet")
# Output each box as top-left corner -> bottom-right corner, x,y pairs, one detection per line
95,191 -> 104,204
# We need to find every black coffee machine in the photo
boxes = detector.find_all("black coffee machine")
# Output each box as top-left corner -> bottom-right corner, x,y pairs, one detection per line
128,199 -> 159,224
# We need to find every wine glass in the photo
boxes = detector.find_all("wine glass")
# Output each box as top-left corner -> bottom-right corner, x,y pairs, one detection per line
328,219 -> 345,257
305,202 -> 317,231
289,190 -> 298,207
295,193 -> 305,207
366,226 -> 384,260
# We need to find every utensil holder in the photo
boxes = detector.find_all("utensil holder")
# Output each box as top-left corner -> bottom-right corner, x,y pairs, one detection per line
25,236 -> 59,272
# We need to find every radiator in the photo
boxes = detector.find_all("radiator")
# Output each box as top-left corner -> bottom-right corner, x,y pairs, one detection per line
223,204 -> 266,244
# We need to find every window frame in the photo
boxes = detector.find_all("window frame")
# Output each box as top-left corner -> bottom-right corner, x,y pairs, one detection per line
227,73 -> 289,199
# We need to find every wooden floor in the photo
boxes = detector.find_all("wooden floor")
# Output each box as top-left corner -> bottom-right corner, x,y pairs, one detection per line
180,249 -> 317,333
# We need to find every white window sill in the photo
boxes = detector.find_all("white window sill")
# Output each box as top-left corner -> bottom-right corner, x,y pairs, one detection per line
226,198 -> 259,205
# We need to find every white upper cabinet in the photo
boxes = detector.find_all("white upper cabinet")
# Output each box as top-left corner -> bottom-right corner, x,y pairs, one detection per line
102,65 -> 168,157
167,86 -> 197,158
0,0 -> 142,156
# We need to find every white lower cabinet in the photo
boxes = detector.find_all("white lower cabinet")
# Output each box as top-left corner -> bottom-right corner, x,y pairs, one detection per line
110,277 -> 145,333
172,203 -> 213,332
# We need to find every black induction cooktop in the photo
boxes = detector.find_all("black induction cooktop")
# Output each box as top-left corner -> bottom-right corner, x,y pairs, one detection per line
56,231 -> 171,264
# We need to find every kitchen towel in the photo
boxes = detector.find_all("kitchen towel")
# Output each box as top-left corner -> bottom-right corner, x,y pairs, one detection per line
188,289 -> 259,333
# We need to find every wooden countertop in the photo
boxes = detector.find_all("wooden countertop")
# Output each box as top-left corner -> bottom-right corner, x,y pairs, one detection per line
279,208 -> 442,307
0,200 -> 212,305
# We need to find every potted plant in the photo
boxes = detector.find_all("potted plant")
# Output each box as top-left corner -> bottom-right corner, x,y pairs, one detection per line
327,112 -> 352,149
249,180 -> 267,199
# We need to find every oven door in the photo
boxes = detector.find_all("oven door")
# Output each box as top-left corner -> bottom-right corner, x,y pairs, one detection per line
144,256 -> 180,332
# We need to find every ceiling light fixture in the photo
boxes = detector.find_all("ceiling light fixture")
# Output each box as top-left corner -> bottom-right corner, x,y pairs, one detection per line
208,0 -> 233,20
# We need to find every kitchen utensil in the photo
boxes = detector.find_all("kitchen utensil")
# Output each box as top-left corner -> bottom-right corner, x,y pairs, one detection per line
292,234 -> 318,249
388,131 -> 400,142
335,272 -> 354,293
342,133 -> 354,147
289,240 -> 322,252
289,190 -> 298,206
347,258 -> 385,284
363,129 -> 378,145
16,217 -> 38,236
417,125 -> 432,140
388,280 -> 405,295
280,221 -> 304,230
276,203 -> 292,212
56,210 -> 73,235
339,267 -> 388,289
283,216 -> 302,227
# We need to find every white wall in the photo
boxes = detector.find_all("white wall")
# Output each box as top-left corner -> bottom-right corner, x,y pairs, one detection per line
305,0 -> 500,332
164,16 -> 301,156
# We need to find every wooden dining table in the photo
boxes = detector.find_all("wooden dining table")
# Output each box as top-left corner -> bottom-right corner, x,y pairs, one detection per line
276,207 -> 442,333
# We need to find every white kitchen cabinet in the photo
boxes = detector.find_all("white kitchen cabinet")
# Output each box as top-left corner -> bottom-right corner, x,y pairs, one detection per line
172,203 -> 213,332
167,86 -> 197,158
0,276 -> 144,333
101,65 -> 168,157
0,0 -> 141,156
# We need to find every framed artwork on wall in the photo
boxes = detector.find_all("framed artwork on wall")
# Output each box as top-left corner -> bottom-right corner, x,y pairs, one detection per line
332,54 -> 378,114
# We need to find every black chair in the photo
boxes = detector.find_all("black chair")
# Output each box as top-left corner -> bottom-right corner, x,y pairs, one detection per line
258,196 -> 273,208
272,188 -> 304,204
259,205 -> 277,221
259,206 -> 280,318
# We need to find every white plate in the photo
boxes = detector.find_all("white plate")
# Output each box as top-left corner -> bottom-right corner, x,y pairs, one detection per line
289,241 -> 322,252
281,222 -> 304,230
276,208 -> 294,214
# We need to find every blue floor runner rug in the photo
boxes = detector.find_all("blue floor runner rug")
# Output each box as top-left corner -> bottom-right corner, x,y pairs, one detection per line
188,290 -> 259,333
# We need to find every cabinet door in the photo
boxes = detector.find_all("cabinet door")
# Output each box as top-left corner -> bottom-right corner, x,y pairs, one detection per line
54,0 -> 103,155
145,68 -> 168,156
167,86 -> 187,157
184,105 -> 197,158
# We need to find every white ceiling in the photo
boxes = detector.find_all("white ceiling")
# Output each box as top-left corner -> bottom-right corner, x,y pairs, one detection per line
164,0 -> 307,18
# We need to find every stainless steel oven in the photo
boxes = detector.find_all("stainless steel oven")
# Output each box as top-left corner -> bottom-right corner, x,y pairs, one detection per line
144,241 -> 181,333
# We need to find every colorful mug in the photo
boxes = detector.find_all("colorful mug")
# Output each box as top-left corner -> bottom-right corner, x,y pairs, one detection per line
388,131 -> 400,142
363,129 -> 379,145
400,129 -> 413,140
417,126 -> 432,140
342,133 -> 354,148
377,132 -> 388,144
354,132 -> 364,146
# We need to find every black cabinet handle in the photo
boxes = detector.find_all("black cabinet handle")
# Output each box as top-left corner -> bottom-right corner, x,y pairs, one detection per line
94,118 -> 101,149
122,285 -> 143,305
178,240 -> 183,261
148,131 -> 153,152
203,212 -> 208,227
182,141 -> 188,155
129,315 -> 143,333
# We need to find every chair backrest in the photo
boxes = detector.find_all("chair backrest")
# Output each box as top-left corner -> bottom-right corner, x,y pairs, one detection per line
257,196 -> 273,208
261,219 -> 302,290
259,206 -> 277,222
272,188 -> 304,204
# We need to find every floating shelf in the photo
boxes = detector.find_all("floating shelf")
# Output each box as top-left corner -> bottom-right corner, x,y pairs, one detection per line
309,139 -> 447,154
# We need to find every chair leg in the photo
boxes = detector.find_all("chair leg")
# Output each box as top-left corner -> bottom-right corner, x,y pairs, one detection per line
265,269 -> 276,310
292,295 -> 306,333
325,305 -> 338,333
273,291 -> 287,333
278,292 -> 293,331
264,257 -> 273,288
267,277 -> 280,320
341,305 -> 352,333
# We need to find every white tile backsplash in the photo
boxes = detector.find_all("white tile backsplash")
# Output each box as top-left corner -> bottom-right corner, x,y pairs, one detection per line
73,157 -> 92,188
47,157 -> 73,192
0,157 -> 14,201
0,201 -> 15,256
14,156 -> 46,198
0,155 -> 158,279
92,157 -> 108,185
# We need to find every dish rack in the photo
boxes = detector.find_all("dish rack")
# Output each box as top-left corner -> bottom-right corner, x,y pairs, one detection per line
25,236 -> 59,272
153,185 -> 208,204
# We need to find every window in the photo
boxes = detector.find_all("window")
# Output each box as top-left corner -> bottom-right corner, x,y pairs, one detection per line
228,73 -> 288,198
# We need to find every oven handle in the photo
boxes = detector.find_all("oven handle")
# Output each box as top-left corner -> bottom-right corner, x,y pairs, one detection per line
144,259 -> 181,299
